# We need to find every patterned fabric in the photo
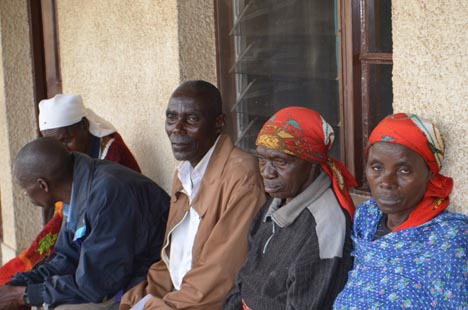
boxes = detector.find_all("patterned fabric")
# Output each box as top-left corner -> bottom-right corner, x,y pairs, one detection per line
334,199 -> 468,309
256,106 -> 357,218
100,133 -> 141,173
368,113 -> 453,231
0,202 -> 63,285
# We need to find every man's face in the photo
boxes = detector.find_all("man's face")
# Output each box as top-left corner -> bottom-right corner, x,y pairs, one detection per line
256,145 -> 318,205
165,93 -> 223,167
41,120 -> 89,153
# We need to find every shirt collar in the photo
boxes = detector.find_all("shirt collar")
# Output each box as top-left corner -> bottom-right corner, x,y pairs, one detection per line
63,181 -> 77,230
177,135 -> 221,199
264,171 -> 331,227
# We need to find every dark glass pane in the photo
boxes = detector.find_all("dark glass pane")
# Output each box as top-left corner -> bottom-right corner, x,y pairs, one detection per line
368,64 -> 393,132
231,0 -> 341,159
367,0 -> 392,53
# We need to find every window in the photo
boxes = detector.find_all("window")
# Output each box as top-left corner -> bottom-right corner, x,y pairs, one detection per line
216,0 -> 393,188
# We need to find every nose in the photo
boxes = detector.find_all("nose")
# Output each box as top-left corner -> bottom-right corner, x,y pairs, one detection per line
260,160 -> 277,179
379,170 -> 397,189
171,117 -> 186,134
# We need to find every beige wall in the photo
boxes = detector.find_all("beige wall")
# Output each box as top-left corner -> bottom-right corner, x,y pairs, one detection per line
0,0 -> 43,261
56,0 -> 217,192
393,0 -> 468,214
178,0 -> 217,82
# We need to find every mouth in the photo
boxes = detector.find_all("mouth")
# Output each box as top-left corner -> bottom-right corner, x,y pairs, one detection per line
263,182 -> 282,194
170,135 -> 193,151
375,196 -> 402,206
171,142 -> 192,152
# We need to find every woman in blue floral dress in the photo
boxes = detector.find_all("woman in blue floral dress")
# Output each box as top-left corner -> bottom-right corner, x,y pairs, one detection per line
334,113 -> 468,309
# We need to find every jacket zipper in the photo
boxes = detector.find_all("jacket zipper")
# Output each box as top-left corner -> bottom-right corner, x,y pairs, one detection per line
262,221 -> 276,255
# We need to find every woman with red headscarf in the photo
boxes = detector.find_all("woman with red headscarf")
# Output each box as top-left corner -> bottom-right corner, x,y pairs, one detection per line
334,113 -> 468,309
224,107 -> 357,310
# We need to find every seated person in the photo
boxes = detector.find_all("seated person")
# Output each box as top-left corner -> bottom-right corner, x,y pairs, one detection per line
39,94 -> 140,171
223,107 -> 357,310
119,80 -> 266,309
334,113 -> 468,308
0,137 -> 169,309
0,94 -> 141,284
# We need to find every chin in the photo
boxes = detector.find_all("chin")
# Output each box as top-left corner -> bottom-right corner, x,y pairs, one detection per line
172,153 -> 189,162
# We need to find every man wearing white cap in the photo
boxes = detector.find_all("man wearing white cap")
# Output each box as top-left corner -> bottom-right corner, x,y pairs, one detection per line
39,94 -> 140,172
0,94 -> 141,285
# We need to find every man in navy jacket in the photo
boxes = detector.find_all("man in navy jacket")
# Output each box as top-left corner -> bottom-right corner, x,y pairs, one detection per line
0,137 -> 169,309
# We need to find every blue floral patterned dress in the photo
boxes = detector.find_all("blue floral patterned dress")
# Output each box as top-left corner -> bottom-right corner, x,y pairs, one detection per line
334,199 -> 468,309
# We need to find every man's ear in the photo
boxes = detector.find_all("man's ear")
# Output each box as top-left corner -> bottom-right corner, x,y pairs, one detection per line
215,113 -> 226,134
37,178 -> 49,193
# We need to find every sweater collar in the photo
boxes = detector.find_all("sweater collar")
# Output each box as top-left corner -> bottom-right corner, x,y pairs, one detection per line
264,171 -> 331,227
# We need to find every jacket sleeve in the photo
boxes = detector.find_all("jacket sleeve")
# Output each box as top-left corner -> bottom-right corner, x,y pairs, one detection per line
121,175 -> 265,310
26,189 -> 142,307
157,178 -> 265,309
222,275 -> 243,310
223,206 -> 266,310
8,228 -> 79,290
1,210 -> 64,285
119,259 -> 174,310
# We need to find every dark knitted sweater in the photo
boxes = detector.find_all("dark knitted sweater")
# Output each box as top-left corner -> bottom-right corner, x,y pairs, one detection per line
224,172 -> 353,310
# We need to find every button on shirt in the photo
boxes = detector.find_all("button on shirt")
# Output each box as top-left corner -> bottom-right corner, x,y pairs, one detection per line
169,137 -> 219,290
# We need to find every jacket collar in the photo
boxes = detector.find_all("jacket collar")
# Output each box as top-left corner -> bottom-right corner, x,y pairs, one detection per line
265,171 -> 331,227
65,153 -> 96,230
171,134 -> 235,217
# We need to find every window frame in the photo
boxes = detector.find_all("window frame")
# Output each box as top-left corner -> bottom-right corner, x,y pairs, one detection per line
214,0 -> 393,190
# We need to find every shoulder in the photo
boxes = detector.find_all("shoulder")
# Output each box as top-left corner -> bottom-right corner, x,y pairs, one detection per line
228,146 -> 258,168
215,135 -> 258,169
355,199 -> 381,222
306,189 -> 350,259
427,211 -> 468,242
352,199 -> 382,239
223,148 -> 263,191
90,160 -> 164,198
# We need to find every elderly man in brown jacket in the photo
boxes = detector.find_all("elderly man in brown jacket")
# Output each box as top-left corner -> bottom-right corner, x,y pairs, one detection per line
120,80 -> 265,310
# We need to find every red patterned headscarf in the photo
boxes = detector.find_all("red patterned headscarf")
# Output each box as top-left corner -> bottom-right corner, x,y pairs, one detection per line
256,106 -> 357,218
368,113 -> 453,231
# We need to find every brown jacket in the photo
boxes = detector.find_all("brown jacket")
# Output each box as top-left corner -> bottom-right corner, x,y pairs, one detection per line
120,134 -> 265,310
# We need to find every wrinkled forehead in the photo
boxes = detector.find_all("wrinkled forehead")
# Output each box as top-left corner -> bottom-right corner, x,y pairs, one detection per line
256,145 -> 311,166
167,93 -> 216,115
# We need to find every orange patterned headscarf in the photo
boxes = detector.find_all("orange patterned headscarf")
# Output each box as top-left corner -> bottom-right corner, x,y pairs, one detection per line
256,106 -> 357,218
368,113 -> 453,231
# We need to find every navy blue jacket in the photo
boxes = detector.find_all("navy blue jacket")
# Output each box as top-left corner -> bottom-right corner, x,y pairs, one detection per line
10,153 -> 169,307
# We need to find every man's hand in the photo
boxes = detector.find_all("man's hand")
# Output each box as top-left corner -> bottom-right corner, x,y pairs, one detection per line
0,285 -> 26,310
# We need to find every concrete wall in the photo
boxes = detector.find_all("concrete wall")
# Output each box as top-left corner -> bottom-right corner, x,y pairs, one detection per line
0,0 -> 43,261
177,0 -> 217,83
56,0 -> 217,192
392,0 -> 468,214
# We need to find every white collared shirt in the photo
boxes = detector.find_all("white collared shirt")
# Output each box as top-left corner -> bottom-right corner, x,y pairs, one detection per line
169,136 -> 220,290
